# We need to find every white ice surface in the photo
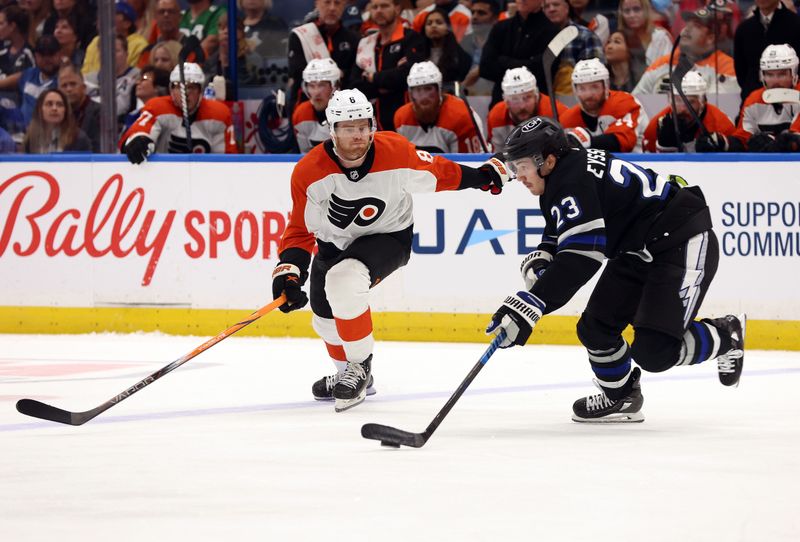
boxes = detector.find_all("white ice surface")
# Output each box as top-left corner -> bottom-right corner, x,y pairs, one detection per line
1,333 -> 798,541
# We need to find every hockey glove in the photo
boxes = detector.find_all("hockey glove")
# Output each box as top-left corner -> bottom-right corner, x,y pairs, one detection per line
486,291 -> 545,348
271,262 -> 308,313
520,250 -> 553,290
747,132 -> 778,153
566,127 -> 592,148
477,153 -> 510,195
777,131 -> 800,152
124,135 -> 154,164
695,132 -> 730,152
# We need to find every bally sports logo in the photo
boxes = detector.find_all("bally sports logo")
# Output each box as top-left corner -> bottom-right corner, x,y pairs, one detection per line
327,193 -> 386,229
1,170 -> 290,287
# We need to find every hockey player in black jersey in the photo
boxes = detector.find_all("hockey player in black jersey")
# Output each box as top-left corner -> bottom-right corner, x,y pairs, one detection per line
486,116 -> 745,423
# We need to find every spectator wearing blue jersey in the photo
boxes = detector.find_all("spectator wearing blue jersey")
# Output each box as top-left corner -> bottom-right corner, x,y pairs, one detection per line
18,34 -> 60,126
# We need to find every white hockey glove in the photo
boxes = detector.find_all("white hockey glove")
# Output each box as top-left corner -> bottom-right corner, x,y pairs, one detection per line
486,291 -> 545,348
566,127 -> 592,148
520,250 -> 553,290
477,153 -> 510,195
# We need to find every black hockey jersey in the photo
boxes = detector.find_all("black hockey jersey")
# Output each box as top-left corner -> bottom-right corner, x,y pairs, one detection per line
530,147 -> 710,313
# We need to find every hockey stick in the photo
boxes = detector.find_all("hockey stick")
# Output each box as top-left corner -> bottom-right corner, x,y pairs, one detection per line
177,36 -> 203,153
454,82 -> 488,152
542,25 -> 578,121
668,39 -> 711,142
16,295 -> 287,426
763,88 -> 800,104
361,330 -> 506,448
667,35 -> 684,152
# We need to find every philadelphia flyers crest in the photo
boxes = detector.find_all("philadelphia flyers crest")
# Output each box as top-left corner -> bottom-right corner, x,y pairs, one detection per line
328,193 -> 386,229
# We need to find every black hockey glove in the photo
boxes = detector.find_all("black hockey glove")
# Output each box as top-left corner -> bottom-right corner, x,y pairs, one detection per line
777,131 -> 800,152
747,132 -> 778,153
271,262 -> 308,313
124,135 -> 154,164
520,250 -> 553,290
695,132 -> 731,153
485,291 -> 545,348
656,113 -> 695,150
477,153 -> 510,195
565,127 -> 591,148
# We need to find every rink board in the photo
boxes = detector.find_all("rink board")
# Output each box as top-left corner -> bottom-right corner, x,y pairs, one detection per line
1,154 -> 799,349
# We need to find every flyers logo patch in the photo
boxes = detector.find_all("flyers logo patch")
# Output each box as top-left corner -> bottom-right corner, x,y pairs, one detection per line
327,193 -> 386,229
168,134 -> 212,154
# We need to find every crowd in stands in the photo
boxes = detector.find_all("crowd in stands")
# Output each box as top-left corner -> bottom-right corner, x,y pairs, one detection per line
1,0 -> 800,156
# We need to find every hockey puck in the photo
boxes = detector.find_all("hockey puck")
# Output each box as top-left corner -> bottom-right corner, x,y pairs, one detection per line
381,441 -> 401,448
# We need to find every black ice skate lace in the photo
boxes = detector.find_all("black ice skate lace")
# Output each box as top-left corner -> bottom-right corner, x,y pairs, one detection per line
339,362 -> 366,389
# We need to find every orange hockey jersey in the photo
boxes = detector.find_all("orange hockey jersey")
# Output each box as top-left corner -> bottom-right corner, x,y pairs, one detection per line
393,94 -> 483,153
292,100 -> 330,153
642,104 -> 735,152
487,95 -> 567,152
559,90 -> 648,152
119,96 -> 237,154
732,84 -> 800,145
279,131 -> 472,257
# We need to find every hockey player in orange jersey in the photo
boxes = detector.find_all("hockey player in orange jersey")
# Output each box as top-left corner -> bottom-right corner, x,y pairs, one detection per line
291,58 -> 340,153
394,61 -> 485,153
559,58 -> 648,152
642,71 -> 737,153
272,88 -> 509,412
120,62 -> 237,162
732,44 -> 800,152
487,66 -> 567,153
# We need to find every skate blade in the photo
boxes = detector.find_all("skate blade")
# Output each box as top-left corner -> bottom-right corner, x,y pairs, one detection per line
334,389 -> 367,413
315,385 -> 376,402
571,411 -> 645,424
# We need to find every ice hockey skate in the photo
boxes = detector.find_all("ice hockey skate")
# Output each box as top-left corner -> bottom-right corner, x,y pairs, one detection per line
572,367 -> 645,423
333,356 -> 372,412
707,313 -> 746,387
312,372 -> 375,401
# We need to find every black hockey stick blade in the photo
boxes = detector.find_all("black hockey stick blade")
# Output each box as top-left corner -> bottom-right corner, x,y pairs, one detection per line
763,88 -> 800,104
178,35 -> 204,64
361,330 -> 506,449
361,423 -> 427,448
15,296 -> 286,426
16,399 -> 85,425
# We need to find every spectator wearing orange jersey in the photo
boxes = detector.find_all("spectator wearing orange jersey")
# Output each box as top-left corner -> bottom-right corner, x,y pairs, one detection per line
642,71 -> 737,152
633,9 -> 739,96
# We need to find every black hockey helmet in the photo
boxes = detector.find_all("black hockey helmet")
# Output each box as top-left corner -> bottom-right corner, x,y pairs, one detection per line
503,116 -> 570,169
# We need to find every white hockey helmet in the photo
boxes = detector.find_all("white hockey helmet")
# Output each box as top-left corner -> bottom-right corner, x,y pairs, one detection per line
572,58 -> 610,86
502,67 -> 539,98
406,61 -> 443,90
760,44 -> 799,85
302,58 -> 341,88
169,62 -> 205,86
325,88 -> 375,133
678,71 -> 707,97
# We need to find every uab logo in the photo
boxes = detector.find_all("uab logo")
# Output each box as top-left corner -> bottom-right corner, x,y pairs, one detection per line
327,193 -> 386,229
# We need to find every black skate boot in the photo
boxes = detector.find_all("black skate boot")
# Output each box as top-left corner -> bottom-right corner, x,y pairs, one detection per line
333,355 -> 372,412
312,372 -> 375,401
705,313 -> 746,387
572,367 -> 645,423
